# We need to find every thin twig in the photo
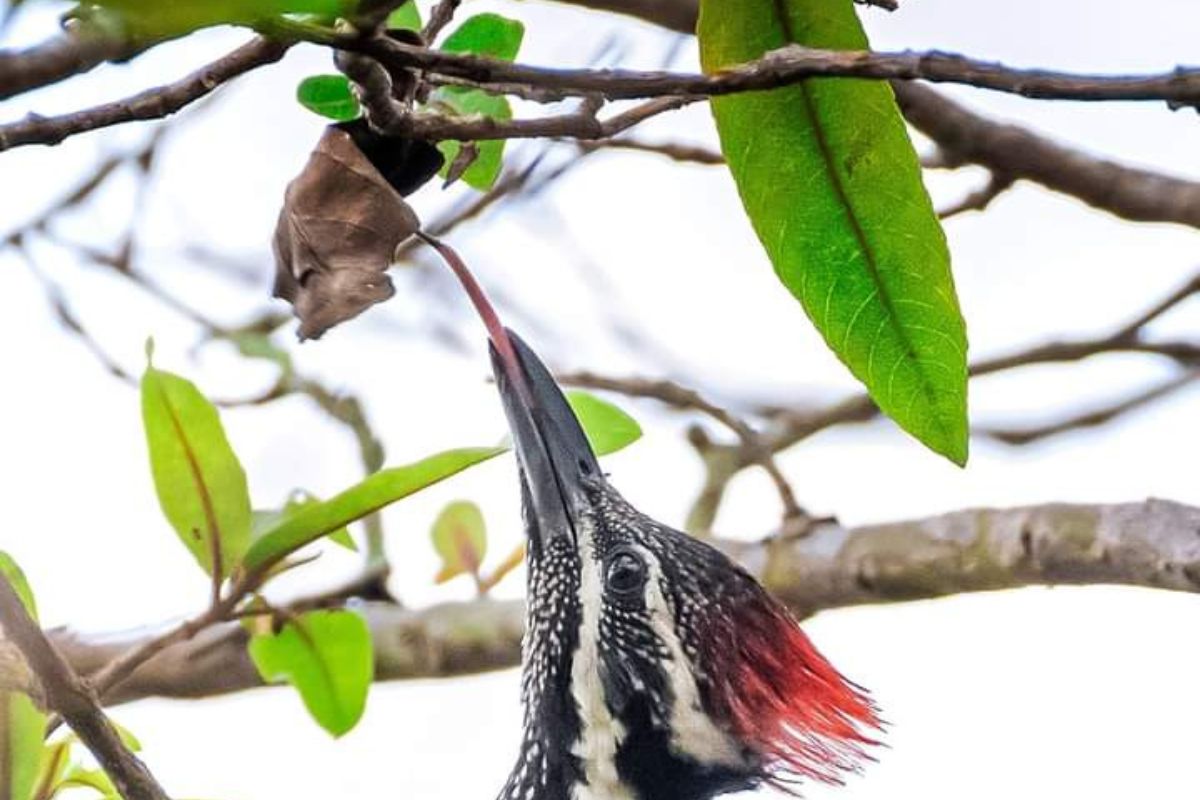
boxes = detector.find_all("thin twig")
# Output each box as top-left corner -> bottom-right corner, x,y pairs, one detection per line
560,372 -> 807,523
0,37 -> 289,151
422,0 -> 463,41
981,371 -> 1200,445
938,171 -> 1015,218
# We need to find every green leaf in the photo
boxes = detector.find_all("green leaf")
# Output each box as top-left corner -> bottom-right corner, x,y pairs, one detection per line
142,363 -> 252,579
2,693 -> 45,800
0,554 -> 43,800
386,0 -> 421,31
431,12 -> 524,190
296,74 -> 361,122
61,765 -> 119,796
434,87 -> 512,191
0,552 -> 37,621
565,391 -> 642,456
252,491 -> 357,554
431,501 -> 486,583
243,447 -> 505,573
33,741 -> 72,800
84,0 -> 353,38
440,12 -> 524,60
698,0 -> 968,465
248,610 -> 373,737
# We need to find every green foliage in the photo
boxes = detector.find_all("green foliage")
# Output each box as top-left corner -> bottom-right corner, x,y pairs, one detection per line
296,74 -> 361,121
433,13 -> 525,191
439,12 -> 524,60
385,0 -> 420,31
698,0 -> 968,465
141,357 -> 252,578
431,500 -> 486,583
243,447 -> 506,573
78,0 -> 353,38
248,610 -> 373,737
434,88 -> 513,190
565,391 -> 643,456
0,553 -> 44,800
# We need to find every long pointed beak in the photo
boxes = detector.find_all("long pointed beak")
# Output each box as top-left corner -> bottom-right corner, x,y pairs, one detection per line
490,328 -> 600,553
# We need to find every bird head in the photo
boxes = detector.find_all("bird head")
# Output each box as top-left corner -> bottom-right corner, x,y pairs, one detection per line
492,329 -> 880,800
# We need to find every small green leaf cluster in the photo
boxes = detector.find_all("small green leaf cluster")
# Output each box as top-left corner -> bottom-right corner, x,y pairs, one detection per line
296,8 -> 526,191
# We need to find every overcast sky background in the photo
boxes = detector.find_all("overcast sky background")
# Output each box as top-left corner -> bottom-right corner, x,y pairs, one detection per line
2,0 -> 1199,798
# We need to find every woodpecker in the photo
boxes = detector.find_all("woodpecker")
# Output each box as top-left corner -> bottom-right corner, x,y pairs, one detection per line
490,329 -> 881,800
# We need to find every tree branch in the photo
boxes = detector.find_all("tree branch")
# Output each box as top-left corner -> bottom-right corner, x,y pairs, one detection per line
0,576 -> 170,800
14,498 -> 1200,706
306,27 -> 1200,106
0,37 -> 289,151
0,21 -> 143,101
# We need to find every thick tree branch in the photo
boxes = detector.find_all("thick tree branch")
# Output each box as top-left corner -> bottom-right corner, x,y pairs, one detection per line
0,577 -> 169,800
14,499 -> 1200,706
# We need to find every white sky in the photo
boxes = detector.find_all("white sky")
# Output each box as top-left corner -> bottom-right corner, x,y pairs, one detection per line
1,0 -> 1199,798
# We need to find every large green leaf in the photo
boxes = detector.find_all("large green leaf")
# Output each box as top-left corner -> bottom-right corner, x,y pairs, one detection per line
248,610 -> 373,737
243,447 -> 505,573
0,553 -> 44,800
565,391 -> 642,456
698,0 -> 968,465
142,362 -> 252,578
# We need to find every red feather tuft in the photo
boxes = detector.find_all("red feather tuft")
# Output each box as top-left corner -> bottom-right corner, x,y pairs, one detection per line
704,594 -> 882,788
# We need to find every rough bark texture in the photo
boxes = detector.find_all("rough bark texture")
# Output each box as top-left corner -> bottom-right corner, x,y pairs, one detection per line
5,499 -> 1195,707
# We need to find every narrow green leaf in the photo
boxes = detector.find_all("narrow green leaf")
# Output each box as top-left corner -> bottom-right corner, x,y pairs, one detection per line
386,0 -> 421,31
0,554 -> 43,800
296,74 -> 361,122
430,501 -> 486,583
698,0 -> 968,465
440,13 -> 524,60
61,765 -> 119,795
434,87 -> 512,190
243,447 -> 505,573
2,694 -> 45,800
248,610 -> 373,737
33,741 -> 72,800
142,364 -> 252,578
252,491 -> 357,554
565,391 -> 642,456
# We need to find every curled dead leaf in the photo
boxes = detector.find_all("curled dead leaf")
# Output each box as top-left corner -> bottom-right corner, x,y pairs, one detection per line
272,121 -> 442,340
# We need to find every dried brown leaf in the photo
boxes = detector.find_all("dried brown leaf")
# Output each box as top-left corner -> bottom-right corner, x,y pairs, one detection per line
272,125 -> 421,340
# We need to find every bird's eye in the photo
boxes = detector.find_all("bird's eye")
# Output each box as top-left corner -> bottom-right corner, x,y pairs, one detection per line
604,549 -> 647,596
